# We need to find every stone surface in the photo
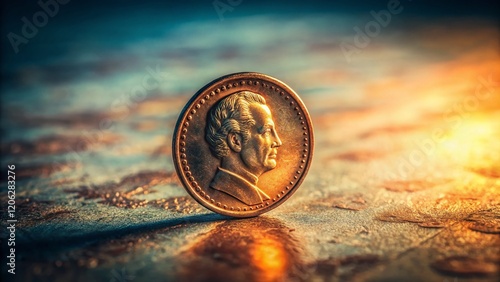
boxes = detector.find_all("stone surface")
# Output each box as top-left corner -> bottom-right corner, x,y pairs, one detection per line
1,2 -> 499,282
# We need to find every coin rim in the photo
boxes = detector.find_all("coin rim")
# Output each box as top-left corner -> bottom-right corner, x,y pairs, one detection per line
172,72 -> 314,218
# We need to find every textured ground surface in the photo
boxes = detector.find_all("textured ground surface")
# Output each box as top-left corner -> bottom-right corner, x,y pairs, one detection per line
1,2 -> 499,281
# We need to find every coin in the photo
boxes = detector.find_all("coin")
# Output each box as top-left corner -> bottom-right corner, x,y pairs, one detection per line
172,72 -> 314,217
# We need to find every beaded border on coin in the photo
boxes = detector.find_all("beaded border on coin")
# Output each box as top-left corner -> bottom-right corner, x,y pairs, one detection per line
173,72 -> 314,217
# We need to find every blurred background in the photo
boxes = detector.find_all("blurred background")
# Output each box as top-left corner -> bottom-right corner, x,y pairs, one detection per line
1,0 -> 499,281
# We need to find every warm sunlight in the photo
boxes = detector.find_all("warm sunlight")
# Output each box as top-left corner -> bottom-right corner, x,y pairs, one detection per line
440,117 -> 497,166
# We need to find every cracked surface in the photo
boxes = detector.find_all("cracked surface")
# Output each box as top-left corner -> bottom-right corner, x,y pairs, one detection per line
1,5 -> 499,282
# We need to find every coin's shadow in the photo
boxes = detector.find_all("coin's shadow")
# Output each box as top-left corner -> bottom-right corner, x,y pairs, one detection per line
19,213 -> 232,252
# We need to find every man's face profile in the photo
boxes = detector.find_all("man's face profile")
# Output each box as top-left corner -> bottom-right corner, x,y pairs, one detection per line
239,103 -> 282,176
206,91 -> 283,180
206,91 -> 284,205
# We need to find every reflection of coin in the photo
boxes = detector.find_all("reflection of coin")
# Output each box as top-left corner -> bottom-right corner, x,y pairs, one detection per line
175,217 -> 306,280
173,72 -> 314,217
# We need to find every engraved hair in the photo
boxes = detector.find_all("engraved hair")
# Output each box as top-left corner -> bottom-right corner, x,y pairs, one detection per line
206,91 -> 266,158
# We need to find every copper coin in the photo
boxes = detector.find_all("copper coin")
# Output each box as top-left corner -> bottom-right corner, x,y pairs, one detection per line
172,72 -> 314,217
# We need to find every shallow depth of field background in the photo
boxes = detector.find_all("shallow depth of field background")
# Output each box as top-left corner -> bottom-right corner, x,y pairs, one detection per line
1,1 -> 499,281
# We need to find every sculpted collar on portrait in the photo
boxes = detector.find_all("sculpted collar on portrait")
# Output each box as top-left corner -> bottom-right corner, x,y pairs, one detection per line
210,167 -> 271,206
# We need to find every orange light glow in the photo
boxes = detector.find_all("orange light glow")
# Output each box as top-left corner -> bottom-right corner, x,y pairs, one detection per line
439,117 -> 498,166
250,237 -> 288,282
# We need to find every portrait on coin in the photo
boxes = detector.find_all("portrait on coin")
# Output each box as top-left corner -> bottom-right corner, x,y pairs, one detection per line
205,91 -> 283,206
